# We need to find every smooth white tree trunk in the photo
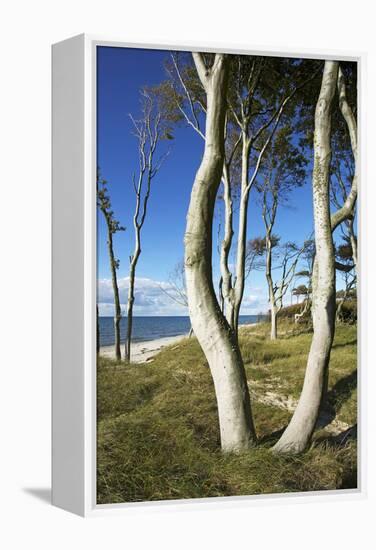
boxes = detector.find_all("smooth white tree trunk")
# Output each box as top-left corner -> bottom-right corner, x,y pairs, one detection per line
185,53 -> 256,452
125,196 -> 142,362
273,61 -> 339,454
270,306 -> 278,340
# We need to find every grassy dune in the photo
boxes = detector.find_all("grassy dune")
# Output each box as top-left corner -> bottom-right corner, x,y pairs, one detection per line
97,322 -> 357,504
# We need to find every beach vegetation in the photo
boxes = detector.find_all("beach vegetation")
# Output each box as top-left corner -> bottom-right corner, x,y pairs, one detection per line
97,322 -> 357,503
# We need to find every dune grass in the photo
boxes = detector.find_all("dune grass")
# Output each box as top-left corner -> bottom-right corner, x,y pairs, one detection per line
97,322 -> 357,504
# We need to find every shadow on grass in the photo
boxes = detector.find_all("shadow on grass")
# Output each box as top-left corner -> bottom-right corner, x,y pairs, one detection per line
311,369 -> 358,431
317,424 -> 358,490
325,424 -> 357,445
258,426 -> 286,447
327,370 -> 357,411
332,339 -> 357,350
258,369 -> 357,447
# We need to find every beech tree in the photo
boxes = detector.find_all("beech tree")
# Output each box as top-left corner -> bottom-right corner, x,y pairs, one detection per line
274,61 -> 357,455
125,90 -> 169,362
245,234 -> 303,338
218,59 -> 318,335
97,171 -> 125,360
273,61 -> 339,454
267,242 -> 303,338
184,53 -> 256,452
292,284 -> 309,303
163,54 -> 320,337
257,127 -> 307,339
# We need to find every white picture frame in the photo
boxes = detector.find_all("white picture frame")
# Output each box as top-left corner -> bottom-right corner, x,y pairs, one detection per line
52,34 -> 366,517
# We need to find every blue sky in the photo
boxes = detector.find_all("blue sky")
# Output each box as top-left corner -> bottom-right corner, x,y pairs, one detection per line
96,46 -> 343,317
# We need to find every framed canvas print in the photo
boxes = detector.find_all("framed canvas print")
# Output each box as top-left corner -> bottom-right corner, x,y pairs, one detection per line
52,34 -> 364,516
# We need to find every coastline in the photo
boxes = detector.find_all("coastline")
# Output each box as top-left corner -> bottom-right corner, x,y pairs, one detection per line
98,321 -> 261,364
99,333 -> 188,363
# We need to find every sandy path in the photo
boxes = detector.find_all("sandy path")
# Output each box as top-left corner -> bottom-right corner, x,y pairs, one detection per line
99,334 -> 187,363
249,381 -> 351,436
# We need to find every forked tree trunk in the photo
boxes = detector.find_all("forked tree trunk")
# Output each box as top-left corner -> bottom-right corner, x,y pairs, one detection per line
220,165 -> 236,329
221,136 -> 252,336
295,298 -> 311,323
273,61 -> 338,454
185,53 -> 256,452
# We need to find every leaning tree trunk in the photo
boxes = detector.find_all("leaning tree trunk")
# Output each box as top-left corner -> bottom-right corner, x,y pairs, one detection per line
295,297 -> 311,324
273,61 -> 338,454
185,53 -> 256,452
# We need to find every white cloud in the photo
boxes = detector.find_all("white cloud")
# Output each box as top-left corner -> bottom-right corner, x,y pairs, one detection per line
235,284 -> 269,315
98,276 -> 188,317
98,277 -> 269,317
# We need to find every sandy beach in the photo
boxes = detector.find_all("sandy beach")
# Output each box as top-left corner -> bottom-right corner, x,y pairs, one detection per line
100,333 -> 188,363
99,322 -> 260,364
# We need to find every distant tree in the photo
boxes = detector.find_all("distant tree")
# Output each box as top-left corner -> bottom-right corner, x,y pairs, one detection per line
97,171 -> 125,360
125,89 -> 170,362
159,260 -> 194,337
268,241 -> 304,336
257,126 -> 307,339
246,234 -> 303,338
293,238 -> 315,322
331,161 -> 358,273
244,235 -> 279,278
335,237 -> 357,322
292,284 -> 309,303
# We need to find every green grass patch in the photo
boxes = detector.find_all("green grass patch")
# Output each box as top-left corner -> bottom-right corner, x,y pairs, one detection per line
97,323 -> 357,504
